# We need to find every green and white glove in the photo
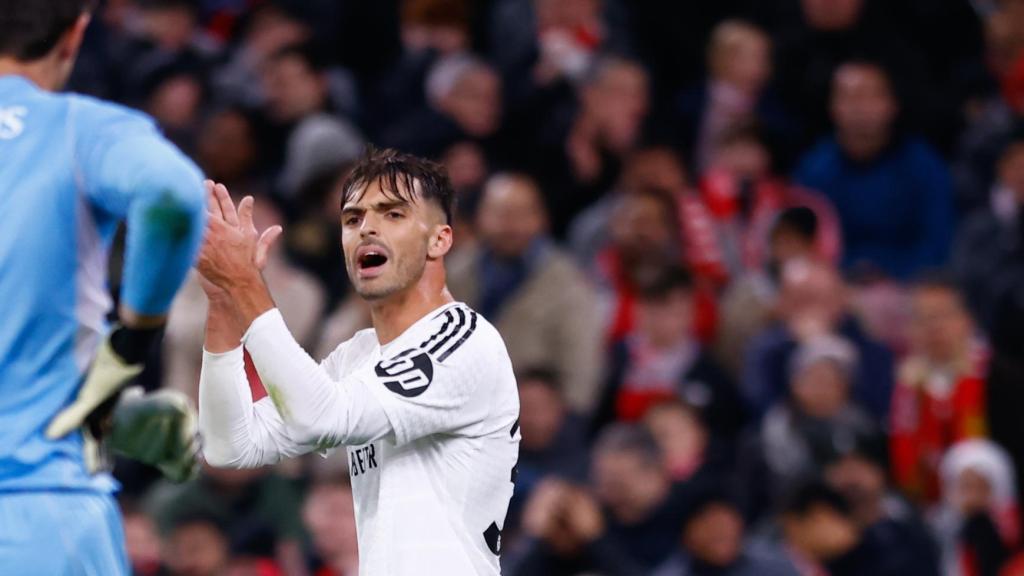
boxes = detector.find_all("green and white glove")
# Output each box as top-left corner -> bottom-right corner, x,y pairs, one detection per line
109,387 -> 200,483
45,324 -> 198,483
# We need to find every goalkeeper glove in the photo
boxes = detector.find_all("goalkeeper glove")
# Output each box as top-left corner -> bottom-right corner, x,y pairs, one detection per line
109,387 -> 200,483
45,324 -> 197,482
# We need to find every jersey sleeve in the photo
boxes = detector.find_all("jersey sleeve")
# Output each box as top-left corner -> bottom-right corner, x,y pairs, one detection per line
71,98 -> 206,315
361,305 -> 495,446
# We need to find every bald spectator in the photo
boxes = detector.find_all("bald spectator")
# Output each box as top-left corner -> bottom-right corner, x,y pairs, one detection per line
448,173 -> 604,412
741,259 -> 894,420
794,62 -> 954,280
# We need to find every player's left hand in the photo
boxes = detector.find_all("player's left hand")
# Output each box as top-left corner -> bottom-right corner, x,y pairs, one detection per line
108,387 -> 200,483
196,182 -> 282,293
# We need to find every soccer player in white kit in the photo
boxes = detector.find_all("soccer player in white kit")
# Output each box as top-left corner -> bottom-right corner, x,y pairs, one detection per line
196,148 -> 520,575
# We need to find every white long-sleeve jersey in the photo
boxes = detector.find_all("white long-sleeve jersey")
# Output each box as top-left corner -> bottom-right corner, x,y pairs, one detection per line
199,302 -> 520,575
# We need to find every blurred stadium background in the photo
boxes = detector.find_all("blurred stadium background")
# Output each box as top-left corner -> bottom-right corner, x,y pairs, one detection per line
84,0 -> 1024,574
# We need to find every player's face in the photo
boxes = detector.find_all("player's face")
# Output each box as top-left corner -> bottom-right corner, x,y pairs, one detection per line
341,179 -> 439,300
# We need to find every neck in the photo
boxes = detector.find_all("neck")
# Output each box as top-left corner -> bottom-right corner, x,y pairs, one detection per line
0,58 -> 59,91
369,276 -> 454,344
838,130 -> 889,162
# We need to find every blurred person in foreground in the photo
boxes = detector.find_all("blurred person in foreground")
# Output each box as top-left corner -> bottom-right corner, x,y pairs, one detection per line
303,474 -> 359,576
776,482 -> 862,576
741,259 -> 894,421
740,334 -> 882,522
933,440 -> 1020,576
652,488 -> 796,576
447,173 -> 604,413
197,148 -> 520,575
824,431 -> 940,576
0,0 -> 207,572
794,61 -> 954,281
890,276 -> 989,507
592,266 -> 744,442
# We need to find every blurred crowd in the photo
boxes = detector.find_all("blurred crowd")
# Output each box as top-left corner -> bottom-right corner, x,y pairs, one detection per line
78,0 -> 1024,574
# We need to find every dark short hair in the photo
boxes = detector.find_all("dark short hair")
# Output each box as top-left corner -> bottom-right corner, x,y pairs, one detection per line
637,265 -> 694,301
593,423 -> 662,469
771,206 -> 819,243
0,0 -> 94,61
781,481 -> 850,519
340,146 -> 456,224
268,41 -> 329,73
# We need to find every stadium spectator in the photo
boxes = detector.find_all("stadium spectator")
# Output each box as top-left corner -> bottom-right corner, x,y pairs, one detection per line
681,123 -> 840,286
641,400 -> 730,487
890,277 -> 989,506
303,475 -> 359,576
714,206 -> 826,378
162,512 -> 233,576
380,53 -> 503,160
823,431 -> 941,576
933,440 -> 1020,576
505,369 -> 590,544
447,173 -> 604,412
794,61 -> 955,280
651,487 -> 796,576
777,482 -> 862,575
195,106 -> 266,197
142,60 -> 208,154
536,56 -> 652,235
741,259 -> 895,420
260,43 -> 363,198
673,20 -> 790,173
592,267 -> 743,441
955,125 -> 1024,332
740,334 -> 883,521
122,501 -> 164,576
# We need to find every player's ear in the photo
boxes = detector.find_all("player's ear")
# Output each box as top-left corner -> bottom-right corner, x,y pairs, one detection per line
427,224 -> 453,260
59,13 -> 91,62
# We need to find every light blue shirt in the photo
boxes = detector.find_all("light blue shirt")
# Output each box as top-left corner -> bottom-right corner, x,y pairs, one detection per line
0,75 -> 205,491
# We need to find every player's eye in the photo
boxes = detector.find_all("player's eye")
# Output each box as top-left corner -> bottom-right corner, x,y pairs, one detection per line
387,211 -> 404,219
344,215 -> 361,226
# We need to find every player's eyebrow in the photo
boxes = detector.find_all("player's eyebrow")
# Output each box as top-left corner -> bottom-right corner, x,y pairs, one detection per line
370,199 -> 410,212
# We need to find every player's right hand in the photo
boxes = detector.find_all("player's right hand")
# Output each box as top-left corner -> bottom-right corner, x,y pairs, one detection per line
108,387 -> 200,483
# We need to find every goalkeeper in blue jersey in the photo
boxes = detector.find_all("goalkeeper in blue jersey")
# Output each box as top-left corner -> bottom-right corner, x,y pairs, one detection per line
0,0 -> 207,573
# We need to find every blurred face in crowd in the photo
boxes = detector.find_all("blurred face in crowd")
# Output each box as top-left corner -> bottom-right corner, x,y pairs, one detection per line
583,60 -> 650,152
518,377 -> 565,452
709,21 -> 772,96
779,260 -> 846,336
910,285 -> 973,364
955,468 -> 995,516
999,142 -> 1024,201
341,179 -> 450,301
245,7 -> 309,57
711,135 -> 772,181
683,504 -> 745,567
621,148 -> 688,194
609,191 -> 677,272
594,448 -> 670,524
443,142 -> 487,193
164,520 -> 230,576
831,64 -> 898,160
140,4 -> 196,51
439,65 -> 501,137
262,54 -> 327,123
303,483 -> 359,566
198,110 -> 258,184
800,0 -> 864,32
535,0 -> 602,30
147,74 -> 203,132
476,174 -> 547,259
783,504 -> 859,561
644,403 -> 707,475
791,359 -> 850,419
637,288 -> 693,348
826,454 -> 886,524
769,226 -> 816,270
124,511 -> 162,575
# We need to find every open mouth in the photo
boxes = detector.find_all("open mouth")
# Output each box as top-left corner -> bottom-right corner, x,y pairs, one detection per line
357,250 -> 389,274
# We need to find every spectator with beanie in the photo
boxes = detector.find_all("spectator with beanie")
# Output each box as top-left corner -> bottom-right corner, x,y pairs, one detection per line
447,173 -> 604,412
794,61 -> 954,280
